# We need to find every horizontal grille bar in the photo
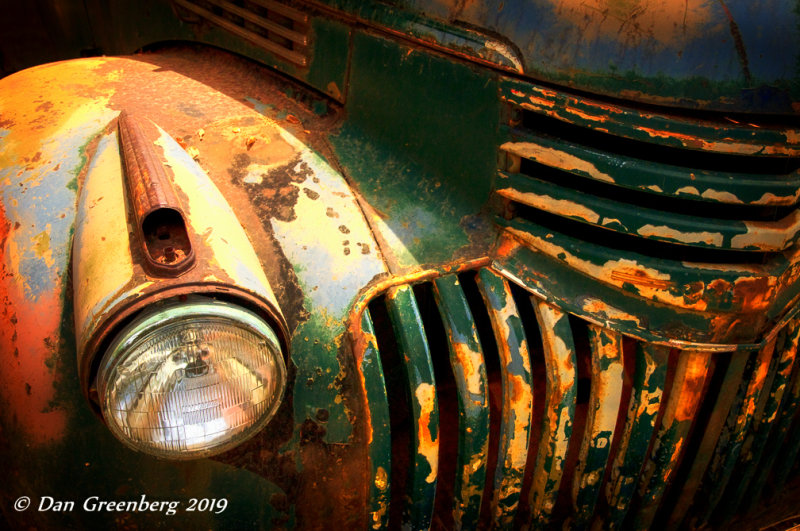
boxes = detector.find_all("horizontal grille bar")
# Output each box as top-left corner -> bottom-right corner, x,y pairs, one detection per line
174,0 -> 308,66
355,267 -> 800,529
500,78 -> 800,157
499,127 -> 800,207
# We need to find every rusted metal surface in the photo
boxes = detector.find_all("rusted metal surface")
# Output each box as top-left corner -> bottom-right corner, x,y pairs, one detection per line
528,300 -> 577,528
604,342 -> 670,529
386,285 -> 439,530
474,268 -> 533,527
353,309 -> 391,530
117,111 -> 195,276
432,276 -> 490,529
572,325 -> 623,527
631,349 -> 710,529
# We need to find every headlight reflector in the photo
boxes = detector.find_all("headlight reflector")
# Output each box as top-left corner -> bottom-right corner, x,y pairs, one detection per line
97,298 -> 286,459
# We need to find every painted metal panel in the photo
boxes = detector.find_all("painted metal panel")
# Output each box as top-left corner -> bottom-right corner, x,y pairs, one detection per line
432,276 -> 490,529
385,285 -> 439,530
528,300 -> 578,528
475,268 -> 533,527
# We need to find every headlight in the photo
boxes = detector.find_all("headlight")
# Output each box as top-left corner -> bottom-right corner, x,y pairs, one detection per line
97,297 -> 286,459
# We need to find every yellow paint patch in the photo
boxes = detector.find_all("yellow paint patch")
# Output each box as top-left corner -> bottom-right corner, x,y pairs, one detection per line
72,131 -> 136,350
415,383 -> 439,483
454,342 -> 486,398
637,224 -> 724,247
497,187 -> 601,224
500,142 -> 615,183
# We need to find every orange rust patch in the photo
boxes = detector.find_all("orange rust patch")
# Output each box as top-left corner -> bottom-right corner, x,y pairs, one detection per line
611,268 -> 673,290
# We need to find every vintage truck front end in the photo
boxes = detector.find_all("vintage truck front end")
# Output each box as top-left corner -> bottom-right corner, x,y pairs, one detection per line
1,0 -> 799,529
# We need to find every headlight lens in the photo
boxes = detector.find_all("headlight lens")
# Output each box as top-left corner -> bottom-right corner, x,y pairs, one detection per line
97,297 -> 286,459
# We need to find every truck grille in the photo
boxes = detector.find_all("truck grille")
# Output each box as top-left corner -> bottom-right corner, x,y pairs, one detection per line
354,268 -> 800,529
496,79 -> 800,257
173,0 -> 309,66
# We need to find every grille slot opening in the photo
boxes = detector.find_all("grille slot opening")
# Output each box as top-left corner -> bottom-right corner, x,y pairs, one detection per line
521,110 -> 800,176
516,156 -> 795,222
413,283 -> 459,531
367,295 -> 411,531
508,201 -> 774,264
507,282 -> 548,529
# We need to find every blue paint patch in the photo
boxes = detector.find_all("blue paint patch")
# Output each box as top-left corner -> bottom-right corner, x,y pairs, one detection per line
0,112 -> 115,300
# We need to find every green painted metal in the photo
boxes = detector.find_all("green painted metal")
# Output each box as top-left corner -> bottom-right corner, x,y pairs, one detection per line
499,126 -> 800,207
500,78 -> 800,155
745,321 -> 800,513
528,301 -> 577,529
572,325 -> 623,527
432,276 -> 490,530
605,343 -> 670,529
357,310 -> 392,530
688,341 -> 776,527
475,268 -> 533,527
665,350 -> 750,528
494,221 -> 789,347
632,350 -> 710,530
385,285 -> 439,530
496,170 -> 800,252
328,30 -> 498,274
720,326 -> 800,522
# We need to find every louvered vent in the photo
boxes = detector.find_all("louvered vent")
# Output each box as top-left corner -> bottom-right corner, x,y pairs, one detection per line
496,79 -> 800,260
353,268 -> 800,529
174,0 -> 309,66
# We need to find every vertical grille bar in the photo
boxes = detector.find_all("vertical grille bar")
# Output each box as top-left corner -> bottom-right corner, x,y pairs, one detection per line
385,286 -> 439,530
665,351 -> 749,528
573,325 -> 623,527
529,300 -> 578,528
746,321 -> 800,509
604,343 -> 669,529
631,350 -> 711,529
357,309 -> 392,530
474,269 -> 534,527
724,328 -> 799,518
690,340 -> 775,526
432,276 -> 491,528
